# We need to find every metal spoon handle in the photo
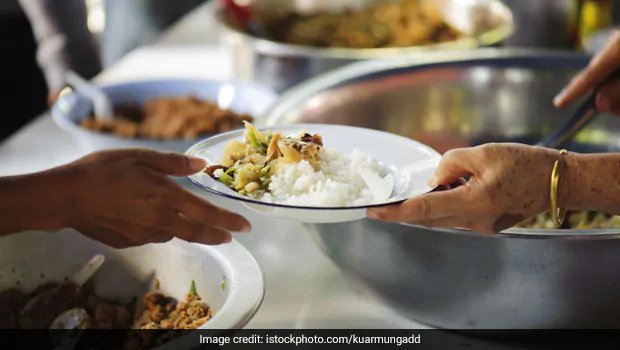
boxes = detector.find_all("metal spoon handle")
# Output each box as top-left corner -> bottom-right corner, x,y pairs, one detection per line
70,254 -> 105,288
536,93 -> 597,149
65,71 -> 114,121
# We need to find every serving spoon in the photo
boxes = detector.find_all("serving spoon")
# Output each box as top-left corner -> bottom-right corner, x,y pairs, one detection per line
47,254 -> 106,330
537,68 -> 620,148
65,71 -> 114,121
32,254 -> 105,349
536,93 -> 597,149
21,254 -> 106,321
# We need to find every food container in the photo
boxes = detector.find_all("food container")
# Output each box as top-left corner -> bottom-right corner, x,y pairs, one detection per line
265,49 -> 620,328
216,0 -> 514,92
51,79 -> 278,153
0,230 -> 263,345
500,0 -> 580,49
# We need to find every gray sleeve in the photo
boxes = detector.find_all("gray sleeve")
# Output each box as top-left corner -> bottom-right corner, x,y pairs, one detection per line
18,0 -> 102,91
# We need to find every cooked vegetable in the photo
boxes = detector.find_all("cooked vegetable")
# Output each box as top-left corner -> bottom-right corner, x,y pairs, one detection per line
516,211 -> 620,230
189,280 -> 197,296
205,122 -> 324,198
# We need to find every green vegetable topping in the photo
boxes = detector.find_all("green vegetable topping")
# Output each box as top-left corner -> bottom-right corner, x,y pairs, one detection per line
220,276 -> 227,291
217,172 -> 234,186
244,121 -> 268,153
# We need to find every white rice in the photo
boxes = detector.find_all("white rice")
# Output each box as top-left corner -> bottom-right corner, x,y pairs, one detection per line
258,148 -> 394,207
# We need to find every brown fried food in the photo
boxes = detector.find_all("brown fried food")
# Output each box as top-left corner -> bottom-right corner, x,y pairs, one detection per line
86,295 -> 133,329
133,292 -> 211,329
259,0 -> 461,49
19,282 -> 84,329
0,282 -> 211,331
80,96 -> 253,140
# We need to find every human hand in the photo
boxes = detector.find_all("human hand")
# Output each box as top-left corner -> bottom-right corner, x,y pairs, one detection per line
554,30 -> 620,113
48,89 -> 62,107
54,149 -> 250,247
367,143 -> 562,233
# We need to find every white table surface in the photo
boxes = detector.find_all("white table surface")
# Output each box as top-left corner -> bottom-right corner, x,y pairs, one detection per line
0,2 -> 427,329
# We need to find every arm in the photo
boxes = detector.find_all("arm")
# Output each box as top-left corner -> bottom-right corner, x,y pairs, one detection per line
368,144 -> 620,233
561,152 -> 620,213
18,0 -> 102,99
0,150 -> 251,246
0,169 -> 73,236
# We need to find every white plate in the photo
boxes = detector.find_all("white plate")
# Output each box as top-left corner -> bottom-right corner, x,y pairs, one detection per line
186,124 -> 441,223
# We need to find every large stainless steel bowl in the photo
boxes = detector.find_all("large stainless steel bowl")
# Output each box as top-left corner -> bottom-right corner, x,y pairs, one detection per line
217,0 -> 513,92
265,49 -> 620,328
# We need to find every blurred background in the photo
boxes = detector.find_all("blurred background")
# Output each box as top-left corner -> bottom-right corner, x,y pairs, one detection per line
0,0 -> 618,142
0,0 -> 209,140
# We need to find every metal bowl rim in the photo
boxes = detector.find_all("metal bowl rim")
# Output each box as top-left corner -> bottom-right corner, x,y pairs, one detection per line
264,48 -> 620,238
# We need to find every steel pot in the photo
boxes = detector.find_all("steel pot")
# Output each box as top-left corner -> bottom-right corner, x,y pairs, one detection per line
265,49 -> 620,328
216,0 -> 514,92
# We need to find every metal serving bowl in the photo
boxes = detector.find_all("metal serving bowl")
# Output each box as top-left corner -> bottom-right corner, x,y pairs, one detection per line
265,49 -> 620,328
216,0 -> 513,92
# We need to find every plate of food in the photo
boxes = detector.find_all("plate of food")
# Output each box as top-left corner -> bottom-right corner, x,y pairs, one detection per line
186,122 -> 440,223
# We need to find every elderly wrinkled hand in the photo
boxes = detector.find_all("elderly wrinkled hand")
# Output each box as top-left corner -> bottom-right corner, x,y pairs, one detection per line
367,143 -> 561,233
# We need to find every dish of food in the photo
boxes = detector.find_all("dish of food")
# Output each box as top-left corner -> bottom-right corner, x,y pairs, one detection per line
517,211 -> 620,230
0,279 -> 211,330
204,122 -> 394,207
80,96 -> 253,140
252,0 -> 461,48
187,123 -> 440,223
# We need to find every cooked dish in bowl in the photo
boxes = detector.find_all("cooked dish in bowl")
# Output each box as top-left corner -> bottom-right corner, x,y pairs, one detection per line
517,211 -> 620,230
239,0 -> 461,48
80,96 -> 253,140
204,122 -> 395,207
0,280 -> 211,330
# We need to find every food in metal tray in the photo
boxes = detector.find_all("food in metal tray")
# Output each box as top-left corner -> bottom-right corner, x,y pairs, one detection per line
517,211 -> 620,230
253,0 -> 461,48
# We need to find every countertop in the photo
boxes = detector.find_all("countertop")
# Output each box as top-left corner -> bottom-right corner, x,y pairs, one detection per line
0,2 -> 426,329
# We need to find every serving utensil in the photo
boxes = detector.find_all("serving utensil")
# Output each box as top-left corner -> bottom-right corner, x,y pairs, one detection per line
48,254 -> 105,329
536,94 -> 597,149
21,254 -> 105,322
538,69 -> 620,149
44,255 -> 105,349
65,71 -> 114,121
